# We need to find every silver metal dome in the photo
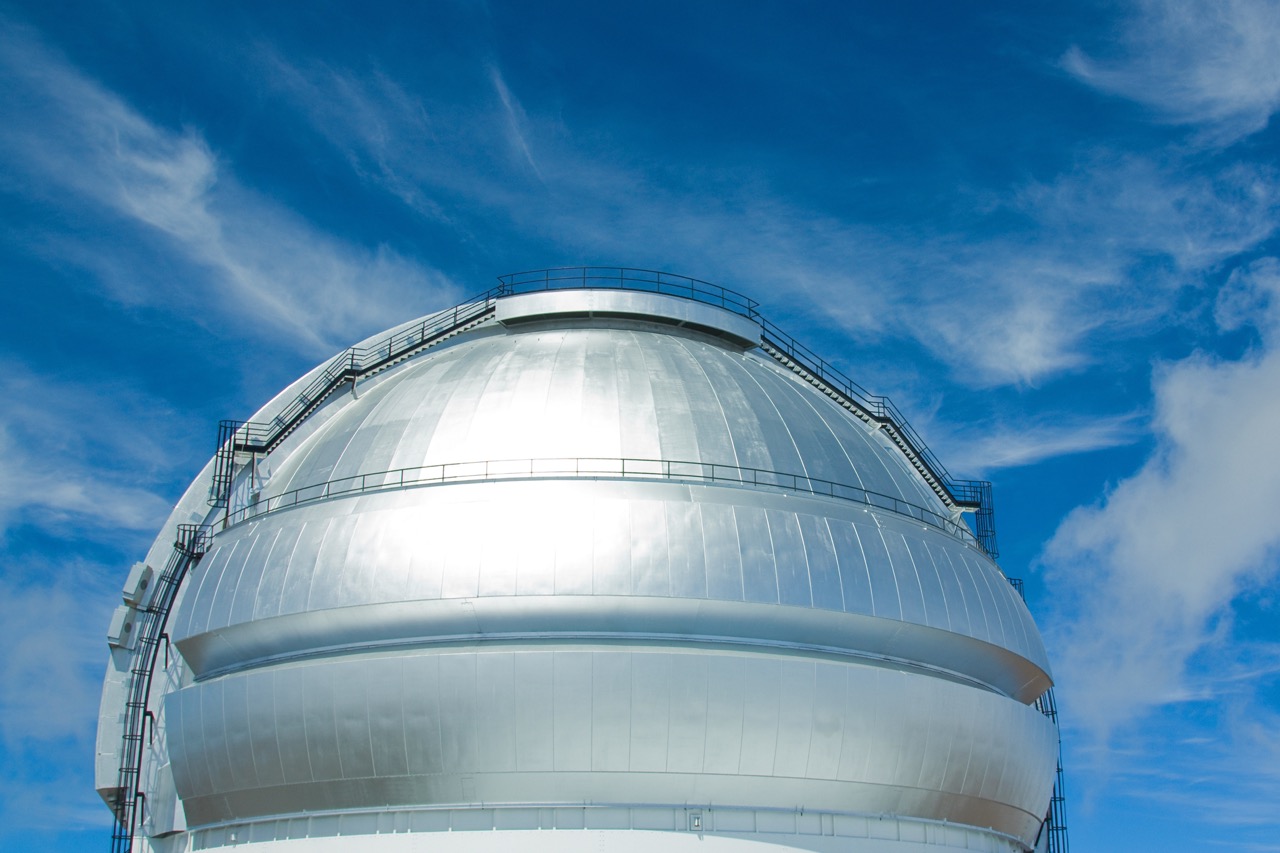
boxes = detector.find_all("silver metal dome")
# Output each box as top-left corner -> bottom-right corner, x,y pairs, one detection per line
97,270 -> 1060,853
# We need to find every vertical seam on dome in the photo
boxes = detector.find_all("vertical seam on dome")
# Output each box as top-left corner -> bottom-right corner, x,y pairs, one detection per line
928,539 -> 968,639
273,517 -> 317,619
668,335 -> 737,467
242,671 -> 263,790
966,551 -> 1010,652
266,669 -> 285,785
821,516 -> 848,612
914,534 -> 954,633
729,352 -> 812,482
894,523 -> 931,626
396,656 -> 411,782
217,534 -> 255,633
842,517 -> 876,617
870,520 -> 907,622
752,355 -> 871,492
623,329 -> 665,465
763,355 -> 945,510
762,508 -> 782,605
644,332 -> 699,463
433,331 -> 521,464
382,348 -> 465,471
953,547 -> 993,645
246,527 -> 284,623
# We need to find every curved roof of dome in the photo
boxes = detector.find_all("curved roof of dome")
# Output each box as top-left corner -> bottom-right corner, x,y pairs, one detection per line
265,322 -> 949,516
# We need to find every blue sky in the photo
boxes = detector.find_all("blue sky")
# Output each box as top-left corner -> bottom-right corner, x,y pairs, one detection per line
2,1 -> 1279,850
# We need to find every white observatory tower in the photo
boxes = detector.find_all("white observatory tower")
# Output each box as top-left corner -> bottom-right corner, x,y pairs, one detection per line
98,268 -> 1065,853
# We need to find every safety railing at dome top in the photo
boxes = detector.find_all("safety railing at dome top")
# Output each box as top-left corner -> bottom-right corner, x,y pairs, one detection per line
222,455 -> 981,546
209,266 -> 997,558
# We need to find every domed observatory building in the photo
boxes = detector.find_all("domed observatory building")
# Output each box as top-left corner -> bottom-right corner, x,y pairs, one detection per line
98,269 -> 1065,853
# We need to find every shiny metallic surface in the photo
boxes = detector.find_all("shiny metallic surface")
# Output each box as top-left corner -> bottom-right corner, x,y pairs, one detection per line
99,287 -> 1059,853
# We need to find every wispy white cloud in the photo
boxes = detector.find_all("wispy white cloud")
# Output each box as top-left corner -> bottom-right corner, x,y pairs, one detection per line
488,64 -> 544,181
256,47 -> 539,223
253,45 -> 1280,387
940,412 -> 1143,476
0,363 -> 183,539
1013,156 -> 1280,274
1064,0 -> 1280,144
0,557 -> 120,833
0,558 -> 119,749
0,22 -> 459,357
1043,256 -> 1280,741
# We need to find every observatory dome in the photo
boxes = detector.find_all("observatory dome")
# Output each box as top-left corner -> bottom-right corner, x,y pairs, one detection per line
98,271 -> 1061,853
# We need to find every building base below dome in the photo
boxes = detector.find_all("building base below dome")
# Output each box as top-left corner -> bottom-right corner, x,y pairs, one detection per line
178,806 -> 1028,853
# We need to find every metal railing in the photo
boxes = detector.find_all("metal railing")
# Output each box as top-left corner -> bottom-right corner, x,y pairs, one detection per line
208,299 -> 496,506
495,266 -> 760,316
224,455 -> 979,546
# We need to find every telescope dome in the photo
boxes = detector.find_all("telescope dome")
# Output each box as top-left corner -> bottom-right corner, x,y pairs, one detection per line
98,272 -> 1061,853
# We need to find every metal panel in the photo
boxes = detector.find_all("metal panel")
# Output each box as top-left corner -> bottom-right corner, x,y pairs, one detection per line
853,516 -> 902,622
514,652 -> 554,772
905,530 -> 950,631
251,522 -> 301,620
552,652 -> 592,772
199,678 -> 233,795
774,660 -> 815,777
590,498 -> 632,596
666,653 -> 709,774
927,538 -> 971,637
302,663 -> 341,781
666,500 -> 708,599
878,521 -> 928,626
332,662 -> 375,779
615,331 -> 664,460
738,656 -> 780,776
629,653 -> 670,773
221,670 -> 257,792
272,665 -> 311,785
767,508 -> 812,607
629,500 -> 670,597
735,505 -> 778,605
797,512 -> 843,611
806,660 -> 846,780
592,652 -> 632,772
700,500 -> 743,602
439,653 -> 479,773
402,653 -> 445,776
475,653 -> 517,773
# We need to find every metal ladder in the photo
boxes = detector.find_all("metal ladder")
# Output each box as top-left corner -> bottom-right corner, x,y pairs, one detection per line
109,524 -> 210,853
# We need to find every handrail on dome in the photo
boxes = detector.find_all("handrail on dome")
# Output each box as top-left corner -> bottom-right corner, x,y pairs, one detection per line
220,455 -> 981,547
495,266 -> 761,317
208,266 -> 997,558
